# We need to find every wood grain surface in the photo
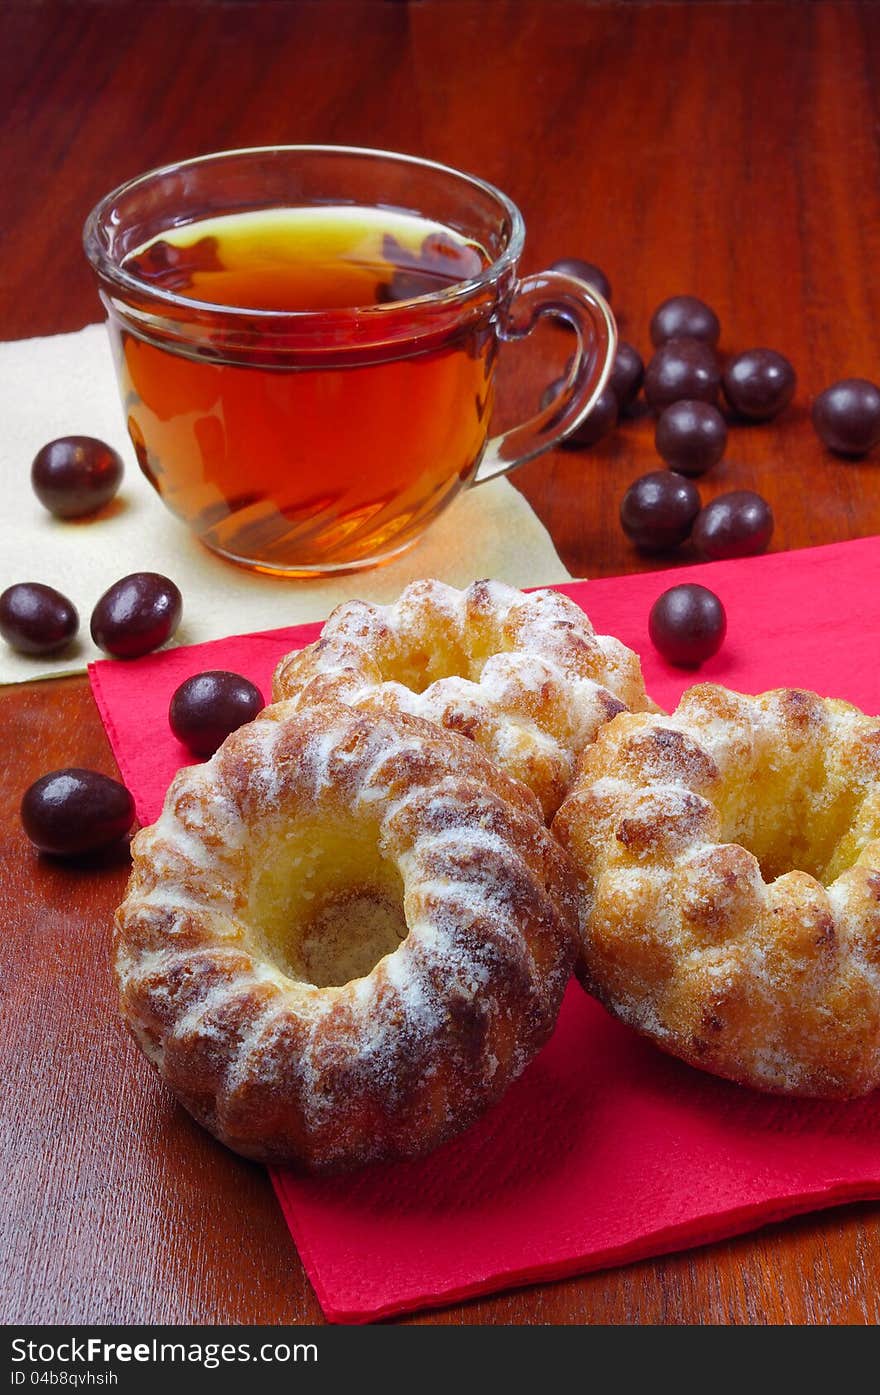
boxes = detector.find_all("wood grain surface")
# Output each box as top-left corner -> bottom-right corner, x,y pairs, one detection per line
3,0 -> 880,1326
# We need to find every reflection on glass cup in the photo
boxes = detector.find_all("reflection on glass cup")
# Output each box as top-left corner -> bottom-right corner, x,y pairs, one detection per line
84,146 -> 616,577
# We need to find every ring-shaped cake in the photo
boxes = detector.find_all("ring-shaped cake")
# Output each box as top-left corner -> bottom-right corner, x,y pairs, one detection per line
272,578 -> 656,820
115,701 -> 578,1170
553,684 -> 880,1097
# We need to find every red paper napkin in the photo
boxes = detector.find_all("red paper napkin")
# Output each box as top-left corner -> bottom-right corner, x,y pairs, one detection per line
89,536 -> 880,1323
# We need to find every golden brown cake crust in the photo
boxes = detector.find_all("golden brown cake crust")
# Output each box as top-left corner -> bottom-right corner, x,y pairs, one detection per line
272,579 -> 656,820
552,684 -> 880,1098
115,701 -> 579,1171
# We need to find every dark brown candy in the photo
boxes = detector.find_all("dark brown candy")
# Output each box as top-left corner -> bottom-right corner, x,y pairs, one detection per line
648,584 -> 727,667
620,471 -> 701,552
650,295 -> 720,348
21,768 -> 135,857
0,583 -> 78,655
654,400 -> 727,476
565,386 -> 618,448
31,436 -> 124,519
540,379 -> 618,448
644,338 -> 721,411
549,257 -> 612,303
170,670 -> 266,756
609,342 -> 645,413
811,378 -> 880,456
90,572 -> 182,659
692,491 -> 774,560
722,349 -> 796,421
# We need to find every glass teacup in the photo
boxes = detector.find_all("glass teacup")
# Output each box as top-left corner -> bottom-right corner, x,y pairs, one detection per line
84,146 -> 615,577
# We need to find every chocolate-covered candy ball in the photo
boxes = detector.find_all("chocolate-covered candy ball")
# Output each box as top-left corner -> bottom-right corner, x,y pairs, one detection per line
722,349 -> 796,421
90,572 -> 182,658
692,491 -> 774,561
811,378 -> 880,456
609,341 -> 645,412
620,471 -> 701,552
564,385 -> 618,448
649,584 -> 727,667
0,583 -> 78,655
31,436 -> 124,519
170,670 -> 265,757
540,378 -> 564,414
654,400 -> 727,477
549,257 -> 612,303
644,338 -> 721,411
650,295 -> 720,348
21,768 -> 135,857
540,378 -> 618,448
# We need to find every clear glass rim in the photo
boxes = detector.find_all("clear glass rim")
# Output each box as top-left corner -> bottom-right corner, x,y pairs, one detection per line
82,144 -> 526,321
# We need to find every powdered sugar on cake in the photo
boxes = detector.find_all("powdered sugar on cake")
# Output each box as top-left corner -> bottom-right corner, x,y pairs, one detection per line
553,683 -> 880,1098
272,578 -> 656,821
115,701 -> 578,1171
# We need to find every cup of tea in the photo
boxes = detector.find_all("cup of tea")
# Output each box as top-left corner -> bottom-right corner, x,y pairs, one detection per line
84,146 -> 616,576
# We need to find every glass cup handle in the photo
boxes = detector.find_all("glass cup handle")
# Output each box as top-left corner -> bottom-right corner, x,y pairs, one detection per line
473,270 -> 617,485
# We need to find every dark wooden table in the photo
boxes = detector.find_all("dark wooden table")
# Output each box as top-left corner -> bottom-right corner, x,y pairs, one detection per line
3,0 -> 880,1326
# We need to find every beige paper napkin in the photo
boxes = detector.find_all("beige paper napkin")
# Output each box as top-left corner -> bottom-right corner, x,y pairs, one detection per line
0,325 -> 572,684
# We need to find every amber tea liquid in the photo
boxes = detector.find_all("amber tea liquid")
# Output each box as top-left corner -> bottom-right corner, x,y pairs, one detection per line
115,207 -> 496,573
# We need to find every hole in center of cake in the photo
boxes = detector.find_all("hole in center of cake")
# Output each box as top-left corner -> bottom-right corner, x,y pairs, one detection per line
247,815 -> 409,987
382,625 -> 498,693
296,887 -> 408,988
715,766 -> 867,885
